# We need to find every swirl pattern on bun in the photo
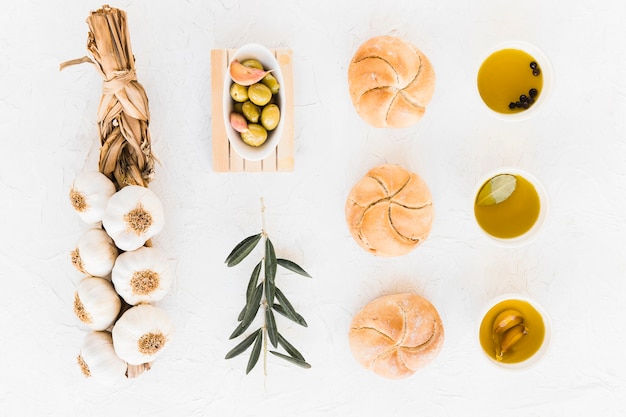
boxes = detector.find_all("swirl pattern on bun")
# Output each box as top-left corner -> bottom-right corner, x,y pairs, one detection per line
349,293 -> 444,379
345,164 -> 434,257
348,36 -> 435,128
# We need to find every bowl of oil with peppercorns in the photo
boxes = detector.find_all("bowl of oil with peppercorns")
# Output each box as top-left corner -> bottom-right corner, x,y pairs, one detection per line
477,41 -> 552,120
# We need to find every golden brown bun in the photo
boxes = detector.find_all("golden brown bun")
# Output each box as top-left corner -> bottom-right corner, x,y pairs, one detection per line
349,293 -> 444,379
348,36 -> 435,128
345,164 -> 434,256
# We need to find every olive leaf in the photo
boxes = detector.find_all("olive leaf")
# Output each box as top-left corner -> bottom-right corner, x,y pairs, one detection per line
237,304 -> 246,322
230,283 -> 263,339
225,233 -> 262,267
269,351 -> 311,369
476,174 -> 517,206
275,287 -> 308,327
246,261 -> 262,303
226,200 -> 311,374
246,331 -> 263,374
225,328 -> 262,359
265,307 -> 278,348
277,258 -> 311,278
272,303 -> 308,327
277,332 -> 305,361
264,238 -> 277,306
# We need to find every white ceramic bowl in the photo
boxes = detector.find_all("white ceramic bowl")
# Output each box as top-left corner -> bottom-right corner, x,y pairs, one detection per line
476,41 -> 553,121
477,294 -> 551,371
472,167 -> 548,248
222,43 -> 285,161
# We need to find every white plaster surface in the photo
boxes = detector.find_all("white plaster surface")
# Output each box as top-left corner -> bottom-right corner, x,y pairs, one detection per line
1,0 -> 626,415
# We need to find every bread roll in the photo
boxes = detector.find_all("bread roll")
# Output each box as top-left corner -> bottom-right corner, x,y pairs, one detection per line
348,36 -> 435,128
345,164 -> 434,257
349,293 -> 444,379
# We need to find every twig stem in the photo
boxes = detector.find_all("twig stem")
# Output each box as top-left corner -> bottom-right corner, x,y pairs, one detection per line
260,197 -> 267,237
260,196 -> 268,378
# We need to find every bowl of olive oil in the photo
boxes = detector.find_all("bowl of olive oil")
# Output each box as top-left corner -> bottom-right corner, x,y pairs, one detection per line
478,294 -> 551,370
477,41 -> 552,120
473,168 -> 548,247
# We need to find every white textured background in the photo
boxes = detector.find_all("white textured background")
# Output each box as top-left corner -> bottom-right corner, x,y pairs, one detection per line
1,0 -> 626,415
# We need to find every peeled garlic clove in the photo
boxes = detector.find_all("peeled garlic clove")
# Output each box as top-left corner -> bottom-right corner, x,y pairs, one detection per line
229,60 -> 271,86
74,276 -> 122,331
71,228 -> 118,277
230,112 -> 249,133
102,185 -> 165,252
112,246 -> 174,305
69,171 -> 116,224
497,324 -> 528,360
492,309 -> 524,335
77,331 -> 127,383
112,304 -> 173,365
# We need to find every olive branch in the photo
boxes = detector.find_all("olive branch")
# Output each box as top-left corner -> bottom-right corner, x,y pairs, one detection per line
224,198 -> 311,374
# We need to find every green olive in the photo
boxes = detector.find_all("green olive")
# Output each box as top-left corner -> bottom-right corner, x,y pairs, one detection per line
240,124 -> 268,147
233,102 -> 243,114
261,73 -> 280,95
230,83 -> 248,102
241,59 -> 264,70
242,101 -> 261,123
261,104 -> 281,131
248,83 -> 272,106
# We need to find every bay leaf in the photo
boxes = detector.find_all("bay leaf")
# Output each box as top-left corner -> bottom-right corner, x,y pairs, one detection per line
476,174 -> 517,206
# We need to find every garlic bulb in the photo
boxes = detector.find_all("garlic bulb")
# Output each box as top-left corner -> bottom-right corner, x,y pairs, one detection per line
102,185 -> 165,251
69,171 -> 116,224
112,246 -> 173,305
77,331 -> 127,383
74,276 -> 121,331
71,228 -> 118,277
112,304 -> 173,365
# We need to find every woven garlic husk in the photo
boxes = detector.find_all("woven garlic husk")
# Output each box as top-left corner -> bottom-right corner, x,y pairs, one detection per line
61,5 -> 155,189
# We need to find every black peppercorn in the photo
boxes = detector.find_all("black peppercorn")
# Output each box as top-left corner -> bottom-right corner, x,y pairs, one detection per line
509,102 -> 517,110
520,94 -> 528,103
529,88 -> 538,98
532,68 -> 541,76
530,62 -> 538,70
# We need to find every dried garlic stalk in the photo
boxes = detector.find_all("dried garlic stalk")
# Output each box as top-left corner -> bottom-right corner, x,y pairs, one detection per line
61,4 -> 155,189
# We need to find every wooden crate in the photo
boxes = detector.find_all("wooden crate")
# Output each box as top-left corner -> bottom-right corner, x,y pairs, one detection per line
211,48 -> 294,172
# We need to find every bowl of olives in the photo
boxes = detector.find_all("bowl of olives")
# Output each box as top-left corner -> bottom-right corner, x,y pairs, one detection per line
223,43 -> 285,161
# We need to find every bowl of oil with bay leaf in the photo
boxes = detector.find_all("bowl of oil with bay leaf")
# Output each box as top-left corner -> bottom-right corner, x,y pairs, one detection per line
473,168 -> 548,247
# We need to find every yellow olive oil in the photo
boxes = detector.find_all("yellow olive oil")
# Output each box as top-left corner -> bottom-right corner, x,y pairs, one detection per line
477,48 -> 543,113
479,299 -> 546,364
474,174 -> 540,239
